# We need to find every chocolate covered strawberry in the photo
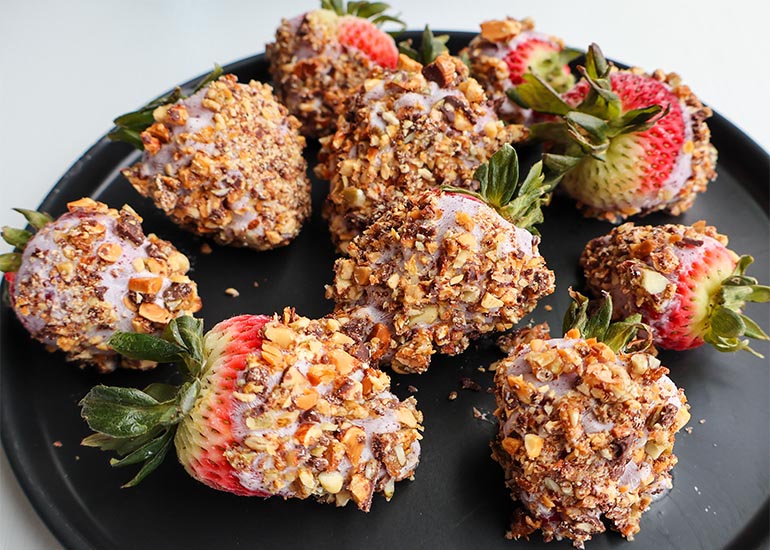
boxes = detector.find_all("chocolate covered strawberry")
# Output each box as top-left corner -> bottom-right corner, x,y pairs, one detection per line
316,53 -> 526,252
581,221 -> 769,354
1,198 -> 201,372
266,1 -> 403,137
114,71 -> 311,251
493,291 -> 689,547
327,145 -> 556,374
463,17 -> 579,123
511,44 -> 717,222
80,312 -> 422,511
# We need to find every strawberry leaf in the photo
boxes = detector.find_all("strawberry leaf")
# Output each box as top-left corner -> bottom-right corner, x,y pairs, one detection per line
508,73 -> 572,115
109,428 -> 174,468
13,208 -> 53,230
121,430 -> 175,488
163,316 -> 205,377
475,144 -> 518,207
398,26 -> 449,65
108,331 -> 186,363
584,43 -> 610,80
610,104 -> 666,136
710,306 -> 745,338
79,386 -> 174,438
2,227 -> 33,250
0,253 -> 22,273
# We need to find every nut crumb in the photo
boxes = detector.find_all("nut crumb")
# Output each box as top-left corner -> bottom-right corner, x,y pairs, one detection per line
698,419 -> 706,424
408,385 -> 418,393
225,287 -> 240,297
448,391 -> 458,401
200,243 -> 213,254
253,281 -> 260,288
544,304 -> 553,311
477,366 -> 486,372
53,441 -> 62,448
460,378 -> 482,392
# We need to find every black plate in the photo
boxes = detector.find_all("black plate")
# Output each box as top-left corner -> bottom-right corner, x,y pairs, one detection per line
2,32 -> 768,550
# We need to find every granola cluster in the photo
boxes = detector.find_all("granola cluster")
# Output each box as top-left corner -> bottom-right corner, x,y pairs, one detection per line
122,74 -> 310,251
267,10 -> 384,138
562,68 -> 717,222
462,17 -> 571,123
492,327 -> 690,548
9,198 -> 201,372
580,222 -> 735,336
316,54 -> 527,252
179,310 -> 423,511
326,191 -> 555,374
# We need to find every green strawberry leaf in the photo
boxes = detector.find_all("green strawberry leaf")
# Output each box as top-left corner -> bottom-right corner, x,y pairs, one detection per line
80,386 -> 174,438
81,427 -> 164,456
710,306 -> 746,339
177,380 -> 201,416
584,43 -> 610,80
321,0 -> 345,13
0,253 -> 22,273
582,292 -> 613,340
13,208 -> 53,231
163,316 -> 205,377
508,73 -> 572,115
348,1 -> 390,18
143,383 -> 179,403
740,314 -> 770,341
562,289 -> 590,336
475,143 -> 519,207
121,430 -> 176,488
193,63 -> 223,94
2,227 -> 33,250
109,428 -> 174,468
108,331 -> 186,363
565,111 -> 608,143
398,26 -> 449,65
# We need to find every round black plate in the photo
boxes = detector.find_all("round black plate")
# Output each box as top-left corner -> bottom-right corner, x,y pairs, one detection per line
2,32 -> 768,550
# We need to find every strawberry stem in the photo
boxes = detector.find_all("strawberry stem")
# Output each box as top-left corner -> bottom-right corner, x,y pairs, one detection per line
80,316 -> 205,486
398,25 -> 449,65
704,255 -> 770,356
563,289 -> 652,353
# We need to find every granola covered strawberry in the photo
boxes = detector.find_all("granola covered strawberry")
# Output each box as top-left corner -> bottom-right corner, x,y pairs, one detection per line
327,146 -> 556,374
492,293 -> 690,548
266,1 -> 402,137
115,72 -> 311,251
512,44 -> 717,222
0,198 -> 201,372
316,54 -> 527,252
81,312 -> 422,511
462,17 -> 579,123
581,222 -> 769,354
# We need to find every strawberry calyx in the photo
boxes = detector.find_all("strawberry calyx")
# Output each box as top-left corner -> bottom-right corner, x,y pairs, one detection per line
320,0 -> 405,29
443,144 -> 562,234
508,43 -> 667,162
108,64 -> 223,150
398,25 -> 449,66
563,289 -> 653,354
79,316 -> 205,487
0,208 -> 54,273
703,255 -> 770,356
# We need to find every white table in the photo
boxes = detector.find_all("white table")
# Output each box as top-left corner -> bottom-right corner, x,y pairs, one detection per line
1,1 -> 768,548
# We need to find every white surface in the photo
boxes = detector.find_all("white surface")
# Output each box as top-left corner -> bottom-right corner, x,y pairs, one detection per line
0,1 -> 768,548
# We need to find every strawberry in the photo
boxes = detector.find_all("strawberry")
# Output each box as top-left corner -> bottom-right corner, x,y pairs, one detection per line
511,43 -> 717,222
327,145 -> 557,374
337,16 -> 398,69
492,291 -> 689,547
115,73 -> 311,251
580,222 -> 770,354
0,198 -> 201,372
266,1 -> 403,137
80,311 -> 423,511
316,53 -> 526,252
463,17 -> 580,124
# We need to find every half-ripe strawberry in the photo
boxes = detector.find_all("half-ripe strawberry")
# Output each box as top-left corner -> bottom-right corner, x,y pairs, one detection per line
80,312 -> 423,511
337,16 -> 398,69
462,17 -> 579,124
580,222 -> 770,354
511,44 -> 717,222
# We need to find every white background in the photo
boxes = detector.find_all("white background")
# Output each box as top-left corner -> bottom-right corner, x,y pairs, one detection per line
1,1 -> 769,548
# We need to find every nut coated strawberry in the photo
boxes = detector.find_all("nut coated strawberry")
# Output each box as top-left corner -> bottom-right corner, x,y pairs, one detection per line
113,71 -> 311,251
326,145 -> 556,374
462,17 -> 580,124
266,1 -> 403,137
511,44 -> 717,222
580,221 -> 770,354
316,53 -> 526,252
492,291 -> 689,548
80,312 -> 422,511
0,198 -> 201,372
